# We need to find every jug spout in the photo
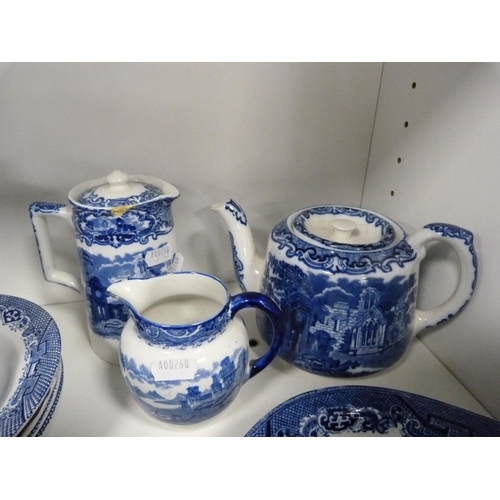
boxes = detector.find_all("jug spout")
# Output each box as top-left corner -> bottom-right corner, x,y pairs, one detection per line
107,279 -> 153,318
211,200 -> 264,292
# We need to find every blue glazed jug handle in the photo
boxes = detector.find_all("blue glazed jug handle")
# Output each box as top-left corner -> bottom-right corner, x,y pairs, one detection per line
229,292 -> 283,379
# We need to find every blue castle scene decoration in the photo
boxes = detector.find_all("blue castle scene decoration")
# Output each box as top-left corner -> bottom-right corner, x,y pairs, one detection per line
79,244 -> 175,341
70,189 -> 178,343
120,347 -> 248,424
257,254 -> 418,376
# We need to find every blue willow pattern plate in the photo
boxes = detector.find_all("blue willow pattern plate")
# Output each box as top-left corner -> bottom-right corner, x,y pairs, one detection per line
245,386 -> 500,437
18,359 -> 64,437
0,295 -> 61,437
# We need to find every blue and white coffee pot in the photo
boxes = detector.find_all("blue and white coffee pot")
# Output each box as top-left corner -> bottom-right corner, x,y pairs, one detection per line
212,200 -> 478,377
30,170 -> 180,364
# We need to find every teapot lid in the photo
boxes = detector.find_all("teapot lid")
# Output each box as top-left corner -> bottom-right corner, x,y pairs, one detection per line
72,170 -> 179,208
290,206 -> 400,251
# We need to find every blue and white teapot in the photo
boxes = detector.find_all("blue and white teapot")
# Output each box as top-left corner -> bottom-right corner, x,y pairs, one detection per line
30,171 -> 181,364
212,200 -> 478,377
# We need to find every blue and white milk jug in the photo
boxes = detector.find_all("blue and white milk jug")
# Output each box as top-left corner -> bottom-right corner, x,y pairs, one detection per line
107,272 -> 283,425
212,200 -> 478,377
30,170 -> 180,364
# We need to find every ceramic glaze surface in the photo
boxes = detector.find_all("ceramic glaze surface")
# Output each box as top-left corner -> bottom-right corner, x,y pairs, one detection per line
257,254 -> 417,376
19,359 -> 64,437
246,386 -> 500,437
292,206 -> 397,250
30,360 -> 64,437
213,201 -> 478,377
0,295 -> 61,437
271,217 -> 416,274
78,182 -> 164,208
108,272 -> 283,425
143,295 -> 223,324
119,331 -> 248,425
29,171 -> 180,364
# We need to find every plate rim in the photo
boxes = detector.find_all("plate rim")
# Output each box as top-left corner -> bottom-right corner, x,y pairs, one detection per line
245,385 -> 500,437
27,358 -> 64,437
0,294 -> 62,437
18,358 -> 64,437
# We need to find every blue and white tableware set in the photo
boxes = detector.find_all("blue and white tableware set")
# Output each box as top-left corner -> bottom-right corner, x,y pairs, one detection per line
29,170 -> 285,428
24,170 -> 481,430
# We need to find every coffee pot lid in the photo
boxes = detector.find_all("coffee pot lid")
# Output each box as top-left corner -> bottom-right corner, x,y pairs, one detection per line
75,170 -> 168,208
290,206 -> 399,251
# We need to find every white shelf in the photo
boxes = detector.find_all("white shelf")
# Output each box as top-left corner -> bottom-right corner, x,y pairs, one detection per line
1,62 -> 497,435
42,299 -> 492,437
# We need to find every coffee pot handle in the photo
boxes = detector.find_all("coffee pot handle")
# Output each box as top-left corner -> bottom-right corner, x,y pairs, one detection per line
229,292 -> 283,378
29,202 -> 82,293
407,223 -> 477,336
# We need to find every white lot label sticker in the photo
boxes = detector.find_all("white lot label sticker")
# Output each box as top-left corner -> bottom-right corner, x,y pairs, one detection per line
145,244 -> 173,267
151,358 -> 197,381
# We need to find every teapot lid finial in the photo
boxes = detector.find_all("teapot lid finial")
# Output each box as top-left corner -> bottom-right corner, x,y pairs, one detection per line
107,170 -> 129,188
329,219 -> 358,244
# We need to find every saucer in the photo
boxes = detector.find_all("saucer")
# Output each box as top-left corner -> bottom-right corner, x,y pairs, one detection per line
0,295 -> 62,437
245,385 -> 500,437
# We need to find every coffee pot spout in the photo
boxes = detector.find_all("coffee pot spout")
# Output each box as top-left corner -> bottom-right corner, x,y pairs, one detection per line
211,199 -> 264,292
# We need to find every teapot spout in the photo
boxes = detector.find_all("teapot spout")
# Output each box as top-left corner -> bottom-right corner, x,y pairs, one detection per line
211,200 -> 264,292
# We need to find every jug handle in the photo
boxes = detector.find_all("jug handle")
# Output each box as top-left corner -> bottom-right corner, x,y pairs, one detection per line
407,223 -> 477,336
229,292 -> 283,378
29,202 -> 82,293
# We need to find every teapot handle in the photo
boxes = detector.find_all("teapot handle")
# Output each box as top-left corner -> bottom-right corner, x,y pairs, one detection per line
29,202 -> 82,293
407,223 -> 477,336
229,292 -> 283,378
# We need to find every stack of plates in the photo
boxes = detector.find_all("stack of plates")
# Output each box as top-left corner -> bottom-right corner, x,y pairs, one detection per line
0,295 -> 63,437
